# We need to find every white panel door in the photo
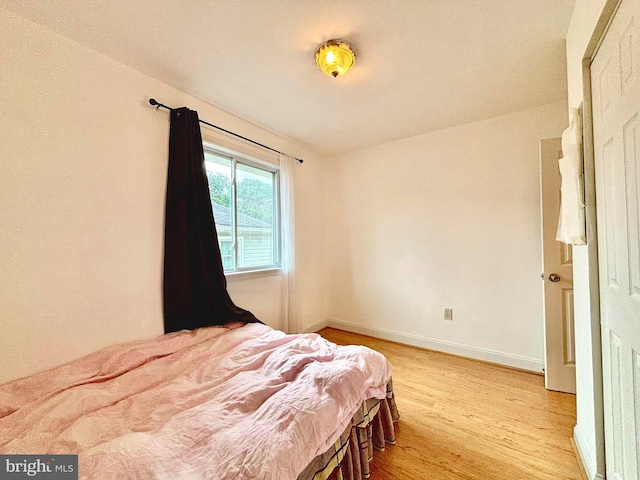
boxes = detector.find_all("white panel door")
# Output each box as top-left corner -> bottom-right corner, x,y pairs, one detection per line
591,0 -> 640,478
540,137 -> 576,393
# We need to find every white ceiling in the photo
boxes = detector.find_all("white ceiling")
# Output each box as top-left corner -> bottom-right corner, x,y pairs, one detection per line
2,0 -> 576,156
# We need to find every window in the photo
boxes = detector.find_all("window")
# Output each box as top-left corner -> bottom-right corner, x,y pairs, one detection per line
204,144 -> 279,273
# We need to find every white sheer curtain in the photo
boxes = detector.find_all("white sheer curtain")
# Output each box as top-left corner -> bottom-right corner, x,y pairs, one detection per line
279,154 -> 302,334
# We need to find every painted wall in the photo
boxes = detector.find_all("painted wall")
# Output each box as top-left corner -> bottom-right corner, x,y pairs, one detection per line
565,0 -> 613,478
325,102 -> 567,372
0,7 -> 327,383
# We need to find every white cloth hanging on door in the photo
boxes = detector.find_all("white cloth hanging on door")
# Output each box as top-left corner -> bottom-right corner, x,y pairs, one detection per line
556,107 -> 586,245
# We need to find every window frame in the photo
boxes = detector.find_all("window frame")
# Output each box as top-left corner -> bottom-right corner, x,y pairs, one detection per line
203,142 -> 281,275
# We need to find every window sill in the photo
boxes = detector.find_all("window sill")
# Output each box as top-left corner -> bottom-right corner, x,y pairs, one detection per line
225,268 -> 282,282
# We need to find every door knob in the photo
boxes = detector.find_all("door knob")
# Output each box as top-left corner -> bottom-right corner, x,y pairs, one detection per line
548,273 -> 561,282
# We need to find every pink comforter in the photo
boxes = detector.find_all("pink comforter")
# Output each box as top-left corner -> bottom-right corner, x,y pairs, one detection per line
0,323 -> 392,479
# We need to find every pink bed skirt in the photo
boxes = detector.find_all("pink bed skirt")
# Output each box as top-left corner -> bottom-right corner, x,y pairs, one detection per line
297,379 -> 400,480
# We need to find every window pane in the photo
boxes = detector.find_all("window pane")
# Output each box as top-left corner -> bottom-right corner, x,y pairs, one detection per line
236,163 -> 276,268
203,144 -> 280,273
205,151 -> 234,270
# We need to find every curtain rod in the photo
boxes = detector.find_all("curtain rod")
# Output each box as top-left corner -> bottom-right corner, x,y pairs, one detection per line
148,98 -> 303,164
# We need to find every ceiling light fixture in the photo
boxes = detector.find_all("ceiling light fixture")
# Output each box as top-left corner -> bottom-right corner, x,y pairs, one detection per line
315,39 -> 356,78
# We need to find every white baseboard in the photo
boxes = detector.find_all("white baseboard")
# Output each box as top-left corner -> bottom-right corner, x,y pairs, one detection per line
302,318 -> 328,333
326,318 -> 544,373
573,426 -> 605,480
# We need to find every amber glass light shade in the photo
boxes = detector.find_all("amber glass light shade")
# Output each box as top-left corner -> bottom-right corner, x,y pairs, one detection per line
315,40 -> 356,78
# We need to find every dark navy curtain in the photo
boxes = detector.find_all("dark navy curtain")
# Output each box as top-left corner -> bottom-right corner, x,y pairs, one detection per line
163,107 -> 259,333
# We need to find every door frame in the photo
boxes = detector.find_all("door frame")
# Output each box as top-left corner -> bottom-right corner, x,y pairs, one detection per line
576,0 -> 625,476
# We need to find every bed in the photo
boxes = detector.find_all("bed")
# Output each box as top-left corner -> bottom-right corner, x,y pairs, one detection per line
0,322 -> 399,479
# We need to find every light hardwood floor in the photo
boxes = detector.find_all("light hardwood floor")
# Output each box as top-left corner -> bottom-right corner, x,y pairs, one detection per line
318,327 -> 582,480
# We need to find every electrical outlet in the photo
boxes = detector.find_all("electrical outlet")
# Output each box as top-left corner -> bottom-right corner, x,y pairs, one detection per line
443,308 -> 453,321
